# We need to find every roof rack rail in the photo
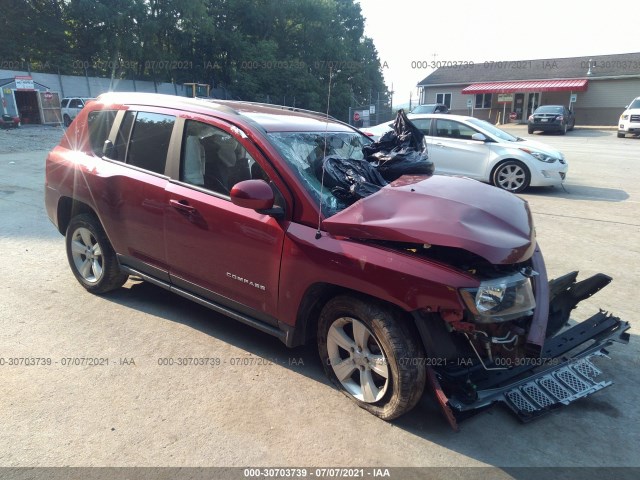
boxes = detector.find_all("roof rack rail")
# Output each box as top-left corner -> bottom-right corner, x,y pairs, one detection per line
96,92 -> 240,116
227,100 -> 339,121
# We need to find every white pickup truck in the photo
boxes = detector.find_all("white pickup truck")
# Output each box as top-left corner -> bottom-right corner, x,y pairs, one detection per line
60,97 -> 94,126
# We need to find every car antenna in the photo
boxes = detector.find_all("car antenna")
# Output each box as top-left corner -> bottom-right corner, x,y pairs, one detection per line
315,66 -> 333,240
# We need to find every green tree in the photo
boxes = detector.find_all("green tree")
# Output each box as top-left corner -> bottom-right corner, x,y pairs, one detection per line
4,0 -> 388,121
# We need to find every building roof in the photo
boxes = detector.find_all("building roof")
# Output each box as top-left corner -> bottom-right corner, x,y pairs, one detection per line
461,79 -> 588,94
417,52 -> 640,86
0,77 -> 50,89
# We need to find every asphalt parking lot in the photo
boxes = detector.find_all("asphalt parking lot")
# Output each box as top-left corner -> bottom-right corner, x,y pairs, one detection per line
0,125 -> 638,479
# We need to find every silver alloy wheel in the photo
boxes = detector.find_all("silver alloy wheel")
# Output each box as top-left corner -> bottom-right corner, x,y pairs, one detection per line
70,227 -> 104,283
326,317 -> 389,403
496,163 -> 526,191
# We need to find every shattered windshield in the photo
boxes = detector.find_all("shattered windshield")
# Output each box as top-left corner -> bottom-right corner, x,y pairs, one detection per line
267,131 -> 370,217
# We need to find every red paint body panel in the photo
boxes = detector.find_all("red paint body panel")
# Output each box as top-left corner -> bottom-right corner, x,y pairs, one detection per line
164,182 -> 284,316
277,222 -> 478,327
46,145 -> 170,272
323,175 -> 535,265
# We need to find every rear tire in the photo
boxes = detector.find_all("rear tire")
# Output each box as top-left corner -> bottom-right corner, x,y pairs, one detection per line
65,214 -> 128,294
317,295 -> 426,420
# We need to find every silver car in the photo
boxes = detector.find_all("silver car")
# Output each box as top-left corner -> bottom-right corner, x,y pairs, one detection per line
362,114 -> 567,193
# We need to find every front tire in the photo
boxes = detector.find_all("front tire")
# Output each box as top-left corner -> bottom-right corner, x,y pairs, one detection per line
63,114 -> 72,127
65,214 -> 128,294
560,123 -> 568,135
527,126 -> 534,134
317,295 -> 426,420
492,160 -> 531,193
617,132 -> 625,138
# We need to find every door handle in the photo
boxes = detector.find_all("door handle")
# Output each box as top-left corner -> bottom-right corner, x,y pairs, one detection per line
169,199 -> 197,213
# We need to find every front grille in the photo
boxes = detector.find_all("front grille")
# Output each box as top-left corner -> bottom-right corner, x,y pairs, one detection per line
503,355 -> 612,421
533,115 -> 559,124
630,114 -> 640,123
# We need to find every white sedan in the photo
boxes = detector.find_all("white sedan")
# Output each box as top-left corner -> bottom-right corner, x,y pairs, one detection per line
361,114 -> 567,193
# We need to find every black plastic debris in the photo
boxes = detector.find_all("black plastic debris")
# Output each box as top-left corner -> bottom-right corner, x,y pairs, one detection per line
315,110 -> 433,204
316,155 -> 387,203
362,109 -> 434,182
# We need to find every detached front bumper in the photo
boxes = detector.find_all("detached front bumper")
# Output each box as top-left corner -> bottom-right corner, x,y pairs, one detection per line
435,311 -> 629,428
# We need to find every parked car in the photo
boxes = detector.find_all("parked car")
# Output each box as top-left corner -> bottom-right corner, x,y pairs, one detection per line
0,113 -> 20,129
410,103 -> 450,114
364,113 -> 567,193
359,120 -> 391,140
360,114 -> 432,141
617,96 -> 640,138
60,97 -> 95,126
44,93 -> 628,427
527,105 -> 575,134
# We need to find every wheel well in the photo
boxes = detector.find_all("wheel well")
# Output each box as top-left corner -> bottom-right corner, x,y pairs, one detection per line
290,283 -> 418,347
56,197 -> 96,234
490,159 -> 527,184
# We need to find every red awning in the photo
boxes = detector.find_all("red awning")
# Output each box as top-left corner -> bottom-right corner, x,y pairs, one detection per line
461,79 -> 588,94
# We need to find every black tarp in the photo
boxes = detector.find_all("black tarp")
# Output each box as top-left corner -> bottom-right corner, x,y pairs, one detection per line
316,110 -> 434,204
363,109 -> 434,182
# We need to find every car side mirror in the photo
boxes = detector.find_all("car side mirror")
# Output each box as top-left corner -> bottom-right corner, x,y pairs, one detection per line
102,140 -> 115,158
230,179 -> 283,218
471,133 -> 487,142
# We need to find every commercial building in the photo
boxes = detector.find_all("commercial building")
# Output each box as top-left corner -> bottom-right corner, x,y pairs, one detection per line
417,52 -> 640,125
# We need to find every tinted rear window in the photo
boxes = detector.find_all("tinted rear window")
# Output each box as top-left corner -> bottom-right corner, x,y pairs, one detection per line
535,106 -> 563,114
87,110 -> 117,156
125,112 -> 175,174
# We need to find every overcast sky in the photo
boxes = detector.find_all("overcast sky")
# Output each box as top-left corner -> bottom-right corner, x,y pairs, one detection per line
357,0 -> 635,106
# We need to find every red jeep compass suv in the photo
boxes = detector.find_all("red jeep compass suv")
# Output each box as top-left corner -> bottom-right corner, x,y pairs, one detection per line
45,93 -> 628,427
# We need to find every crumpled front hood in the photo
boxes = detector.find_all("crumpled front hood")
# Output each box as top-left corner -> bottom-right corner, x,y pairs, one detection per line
322,175 -> 535,264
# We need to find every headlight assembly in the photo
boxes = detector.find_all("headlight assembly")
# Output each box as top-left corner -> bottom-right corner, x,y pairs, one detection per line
519,148 -> 557,163
460,272 -> 536,323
